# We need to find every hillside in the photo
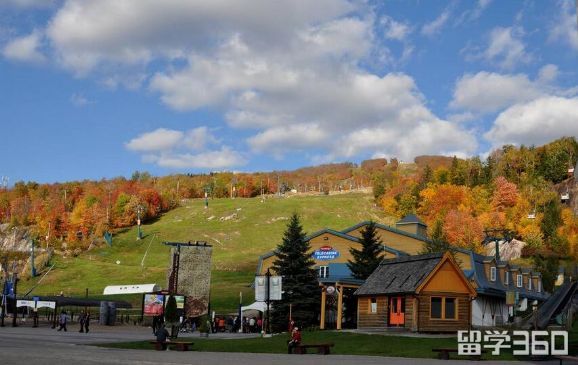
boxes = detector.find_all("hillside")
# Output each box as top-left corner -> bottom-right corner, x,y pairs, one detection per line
18,192 -> 384,311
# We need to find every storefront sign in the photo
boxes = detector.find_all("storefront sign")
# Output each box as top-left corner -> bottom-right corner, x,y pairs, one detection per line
313,246 -> 340,261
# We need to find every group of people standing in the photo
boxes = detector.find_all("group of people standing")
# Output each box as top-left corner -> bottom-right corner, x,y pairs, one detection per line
55,310 -> 90,333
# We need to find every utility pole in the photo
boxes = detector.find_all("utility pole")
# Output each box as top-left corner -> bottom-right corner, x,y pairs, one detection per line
11,272 -> 17,327
266,268 -> 271,335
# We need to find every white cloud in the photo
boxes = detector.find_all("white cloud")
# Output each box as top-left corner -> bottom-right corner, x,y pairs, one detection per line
149,148 -> 246,169
455,0 -> 492,25
549,1 -> 578,51
248,124 -> 328,157
381,16 -> 412,41
2,31 -> 45,63
45,0 -> 356,75
485,97 -> 578,148
125,128 -> 185,152
537,64 -> 559,84
483,26 -> 531,69
182,127 -> 218,151
451,71 -> 542,113
421,9 -> 450,36
126,127 -> 242,169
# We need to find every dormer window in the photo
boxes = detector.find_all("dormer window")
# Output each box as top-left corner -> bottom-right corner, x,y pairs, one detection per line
490,267 -> 496,281
538,280 -> 542,293
528,278 -> 533,290
517,274 -> 522,288
505,272 -> 510,285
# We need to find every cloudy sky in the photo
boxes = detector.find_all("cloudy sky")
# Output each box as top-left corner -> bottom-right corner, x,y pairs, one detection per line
1,0 -> 577,183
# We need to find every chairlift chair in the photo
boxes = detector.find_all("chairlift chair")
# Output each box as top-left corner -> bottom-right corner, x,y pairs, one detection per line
561,192 -> 570,201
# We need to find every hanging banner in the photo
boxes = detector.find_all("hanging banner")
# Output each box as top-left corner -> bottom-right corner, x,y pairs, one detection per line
16,300 -> 35,308
36,301 -> 56,309
312,245 -> 340,261
255,275 -> 282,301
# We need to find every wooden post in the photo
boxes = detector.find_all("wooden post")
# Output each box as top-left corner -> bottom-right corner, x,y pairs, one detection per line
320,288 -> 326,330
336,285 -> 343,330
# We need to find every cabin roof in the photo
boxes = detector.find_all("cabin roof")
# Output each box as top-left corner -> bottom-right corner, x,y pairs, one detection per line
354,253 -> 443,296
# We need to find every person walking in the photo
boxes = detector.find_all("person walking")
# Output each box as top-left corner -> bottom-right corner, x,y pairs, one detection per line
287,326 -> 301,354
83,312 -> 90,333
78,311 -> 86,333
57,310 -> 68,332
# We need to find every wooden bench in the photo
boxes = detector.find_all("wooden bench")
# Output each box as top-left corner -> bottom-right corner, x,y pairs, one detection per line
432,348 -> 487,360
294,343 -> 334,355
555,355 -> 578,364
149,341 -> 194,351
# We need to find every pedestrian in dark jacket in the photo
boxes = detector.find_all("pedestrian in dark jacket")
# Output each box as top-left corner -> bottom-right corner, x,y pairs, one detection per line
83,312 -> 90,333
79,311 -> 86,333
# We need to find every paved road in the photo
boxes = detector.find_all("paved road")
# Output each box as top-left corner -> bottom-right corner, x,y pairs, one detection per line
0,324 -> 563,365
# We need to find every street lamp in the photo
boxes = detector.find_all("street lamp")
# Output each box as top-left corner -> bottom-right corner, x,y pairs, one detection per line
136,205 -> 144,240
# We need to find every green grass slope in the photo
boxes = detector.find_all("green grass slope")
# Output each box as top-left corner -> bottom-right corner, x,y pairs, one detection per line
20,192 -> 384,312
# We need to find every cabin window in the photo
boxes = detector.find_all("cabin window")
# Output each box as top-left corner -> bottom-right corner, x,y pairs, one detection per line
517,274 -> 522,288
490,267 -> 496,281
505,272 -> 510,285
370,297 -> 377,313
430,297 -> 442,319
318,266 -> 329,278
445,298 -> 456,319
431,297 -> 457,320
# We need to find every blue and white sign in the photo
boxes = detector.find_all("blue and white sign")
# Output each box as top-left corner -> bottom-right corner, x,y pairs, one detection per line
313,246 -> 340,261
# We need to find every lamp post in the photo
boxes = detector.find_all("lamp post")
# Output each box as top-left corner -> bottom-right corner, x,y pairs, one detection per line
136,205 -> 144,240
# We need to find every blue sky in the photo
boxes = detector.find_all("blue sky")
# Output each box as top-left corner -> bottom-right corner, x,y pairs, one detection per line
1,0 -> 577,184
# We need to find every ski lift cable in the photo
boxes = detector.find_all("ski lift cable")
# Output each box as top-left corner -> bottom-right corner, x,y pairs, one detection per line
140,233 -> 157,269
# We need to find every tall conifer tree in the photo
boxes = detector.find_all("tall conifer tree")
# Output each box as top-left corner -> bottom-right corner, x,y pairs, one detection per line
347,221 -> 384,280
271,213 -> 319,331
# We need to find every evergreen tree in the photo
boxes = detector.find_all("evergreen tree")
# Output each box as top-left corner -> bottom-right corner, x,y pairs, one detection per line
421,219 -> 451,254
533,254 -> 559,293
347,221 -> 384,280
271,213 -> 319,332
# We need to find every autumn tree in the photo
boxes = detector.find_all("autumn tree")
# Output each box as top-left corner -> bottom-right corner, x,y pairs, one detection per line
443,210 -> 484,252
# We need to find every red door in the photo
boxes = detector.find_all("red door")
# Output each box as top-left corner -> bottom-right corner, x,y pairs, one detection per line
389,296 -> 405,326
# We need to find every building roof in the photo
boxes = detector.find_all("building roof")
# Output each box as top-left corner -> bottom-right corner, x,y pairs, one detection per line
396,214 -> 426,226
305,228 -> 361,243
467,250 -> 548,301
341,221 -> 431,243
354,253 -> 443,296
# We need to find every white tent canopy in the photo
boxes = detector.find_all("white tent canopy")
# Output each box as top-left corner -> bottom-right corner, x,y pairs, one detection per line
241,301 -> 267,312
103,283 -> 161,295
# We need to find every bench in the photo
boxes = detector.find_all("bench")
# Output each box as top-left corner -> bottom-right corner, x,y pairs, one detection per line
555,355 -> 578,364
149,341 -> 194,351
294,343 -> 334,355
432,348 -> 487,360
